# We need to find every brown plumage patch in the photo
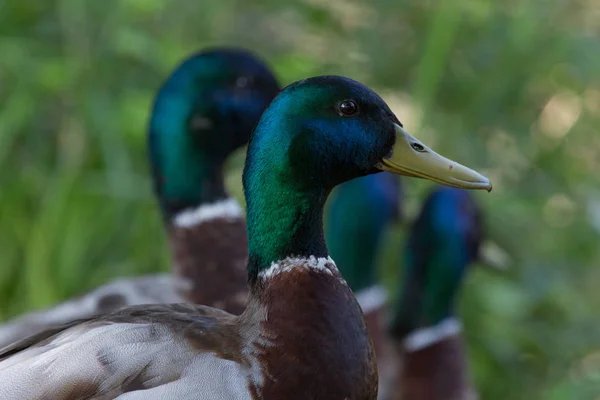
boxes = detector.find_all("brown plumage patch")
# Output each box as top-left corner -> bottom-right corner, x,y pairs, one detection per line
167,216 -> 249,315
389,334 -> 475,400
363,307 -> 385,361
182,308 -> 244,363
247,264 -> 378,399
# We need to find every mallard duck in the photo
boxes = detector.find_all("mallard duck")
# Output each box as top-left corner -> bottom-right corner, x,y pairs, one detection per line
0,76 -> 491,399
385,186 -> 485,400
0,48 -> 280,348
325,173 -> 402,365
148,48 -> 279,312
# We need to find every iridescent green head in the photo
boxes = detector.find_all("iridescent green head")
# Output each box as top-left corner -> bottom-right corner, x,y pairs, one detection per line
242,76 -> 491,281
148,48 -> 280,217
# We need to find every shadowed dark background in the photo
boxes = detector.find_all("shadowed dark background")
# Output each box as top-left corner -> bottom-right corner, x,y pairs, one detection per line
1,1 -> 599,398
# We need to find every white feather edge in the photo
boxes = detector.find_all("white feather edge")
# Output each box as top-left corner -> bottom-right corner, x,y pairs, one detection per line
354,285 -> 387,315
173,198 -> 244,228
258,256 -> 337,280
403,317 -> 462,352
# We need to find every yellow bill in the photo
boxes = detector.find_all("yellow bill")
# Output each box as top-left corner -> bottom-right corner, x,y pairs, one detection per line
378,124 -> 492,191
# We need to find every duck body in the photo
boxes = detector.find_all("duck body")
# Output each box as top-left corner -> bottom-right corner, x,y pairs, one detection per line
0,258 -> 374,400
0,48 -> 279,348
0,76 -> 491,399
386,187 -> 484,400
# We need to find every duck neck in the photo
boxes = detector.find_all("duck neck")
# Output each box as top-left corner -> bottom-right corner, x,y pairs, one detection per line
246,183 -> 329,282
148,95 -> 229,218
326,178 -> 392,306
158,153 -> 229,219
390,230 -> 469,343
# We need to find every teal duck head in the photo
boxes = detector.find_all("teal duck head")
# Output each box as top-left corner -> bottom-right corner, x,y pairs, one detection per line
389,186 -> 483,342
243,75 -> 491,282
149,48 -> 280,217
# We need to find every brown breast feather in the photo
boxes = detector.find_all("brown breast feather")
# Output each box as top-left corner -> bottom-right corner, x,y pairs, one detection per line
244,263 -> 378,400
168,216 -> 249,315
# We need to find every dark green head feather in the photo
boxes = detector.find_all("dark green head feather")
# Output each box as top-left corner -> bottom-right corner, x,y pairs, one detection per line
148,48 -> 280,217
389,186 -> 483,339
326,173 -> 402,292
243,76 -> 403,281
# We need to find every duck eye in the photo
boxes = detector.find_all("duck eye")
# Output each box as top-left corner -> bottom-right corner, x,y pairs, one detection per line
235,76 -> 250,89
338,100 -> 359,117
411,142 -> 426,152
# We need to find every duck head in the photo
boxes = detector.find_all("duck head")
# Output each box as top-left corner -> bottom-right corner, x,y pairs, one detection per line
243,76 -> 491,278
149,48 -> 280,217
246,76 -> 490,191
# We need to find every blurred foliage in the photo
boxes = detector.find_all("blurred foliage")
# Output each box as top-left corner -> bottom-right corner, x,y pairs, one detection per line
0,0 -> 599,398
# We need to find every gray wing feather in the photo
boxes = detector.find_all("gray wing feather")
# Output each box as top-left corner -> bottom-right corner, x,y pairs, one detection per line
0,304 -> 251,400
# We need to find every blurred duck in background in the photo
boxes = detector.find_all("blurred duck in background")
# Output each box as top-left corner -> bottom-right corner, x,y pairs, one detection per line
384,187 -> 487,400
147,48 -> 279,312
325,173 -> 402,374
0,48 -> 280,348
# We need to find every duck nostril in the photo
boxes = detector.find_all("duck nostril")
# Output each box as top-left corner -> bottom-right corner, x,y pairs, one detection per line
411,142 -> 425,152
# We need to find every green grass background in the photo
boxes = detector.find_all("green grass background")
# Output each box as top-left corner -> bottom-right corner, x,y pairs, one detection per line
1,0 -> 600,398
